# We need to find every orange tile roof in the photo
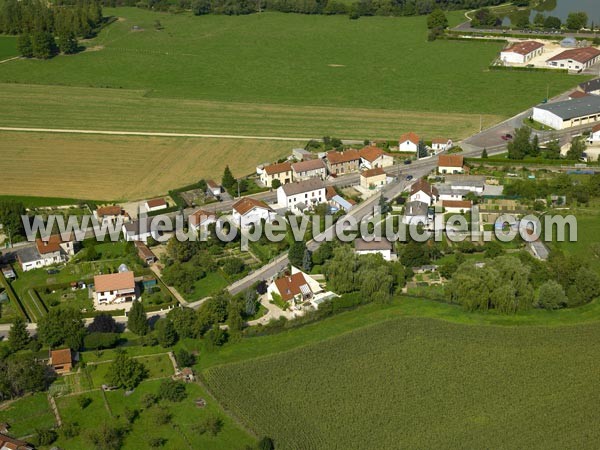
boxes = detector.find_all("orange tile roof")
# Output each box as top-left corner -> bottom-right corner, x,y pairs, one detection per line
96,205 -> 123,217
432,138 -> 449,144
274,272 -> 311,301
569,90 -> 589,99
189,209 -> 216,227
361,167 -> 386,178
410,178 -> 437,197
264,161 -> 292,175
232,197 -> 272,216
94,271 -> 135,293
0,433 -> 32,450
592,123 -> 600,133
326,149 -> 360,165
291,159 -> 326,172
358,146 -> 385,162
548,47 -> 600,64
35,234 -> 72,255
400,132 -> 420,145
438,154 -> 464,168
51,348 -> 72,366
442,200 -> 473,209
146,198 -> 166,208
502,40 -> 544,56
325,186 -> 337,200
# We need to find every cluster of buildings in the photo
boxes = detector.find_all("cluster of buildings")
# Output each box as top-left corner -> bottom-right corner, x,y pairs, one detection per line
17,234 -> 78,272
257,145 -> 394,188
500,40 -> 600,73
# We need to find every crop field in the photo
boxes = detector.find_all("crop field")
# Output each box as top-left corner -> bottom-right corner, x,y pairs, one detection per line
0,8 -> 580,139
0,36 -> 17,60
204,317 -> 600,449
0,131 -> 295,200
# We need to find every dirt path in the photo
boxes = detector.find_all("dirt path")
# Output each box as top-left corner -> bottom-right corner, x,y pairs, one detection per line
0,56 -> 19,64
0,126 -> 365,144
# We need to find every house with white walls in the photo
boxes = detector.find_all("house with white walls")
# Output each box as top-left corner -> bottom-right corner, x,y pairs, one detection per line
277,179 -> 326,215
232,198 -> 276,228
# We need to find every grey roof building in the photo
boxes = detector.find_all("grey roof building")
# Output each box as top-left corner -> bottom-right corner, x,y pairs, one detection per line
579,78 -> 600,94
534,96 -> 600,121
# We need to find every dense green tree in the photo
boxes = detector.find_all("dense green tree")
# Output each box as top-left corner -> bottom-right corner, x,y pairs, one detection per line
427,8 -> 447,29
567,267 -> 600,306
106,350 -> 147,390
88,313 -> 119,333
196,293 -> 229,334
288,240 -> 307,268
158,379 -> 187,402
221,165 -> 236,190
31,31 -> 57,59
155,318 -> 177,347
222,257 -> 246,275
244,288 -> 258,317
127,300 -> 148,336
258,437 -> 275,450
16,33 -> 33,57
174,348 -> 195,367
507,126 -> 532,160
271,179 -> 281,189
57,30 -> 78,54
86,423 -> 124,450
37,308 -> 85,350
537,280 -> 567,310
36,428 -> 57,446
0,354 -> 53,400
566,136 -> 586,161
544,139 -> 561,159
544,16 -> 562,29
191,0 -> 211,14
481,148 -> 488,159
0,200 -> 26,241
205,324 -> 227,350
566,12 -> 588,30
533,13 -> 545,27
8,316 -> 30,353
168,307 -> 197,339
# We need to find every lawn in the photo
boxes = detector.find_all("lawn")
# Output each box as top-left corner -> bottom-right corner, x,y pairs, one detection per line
204,316 -> 600,449
187,270 -> 229,301
0,9 -> 580,139
85,353 -> 174,388
0,393 -> 55,439
0,131 -> 296,200
0,35 -> 17,60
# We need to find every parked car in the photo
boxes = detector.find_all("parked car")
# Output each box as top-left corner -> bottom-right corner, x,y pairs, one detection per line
404,159 -> 412,165
406,175 -> 413,181
501,133 -> 513,141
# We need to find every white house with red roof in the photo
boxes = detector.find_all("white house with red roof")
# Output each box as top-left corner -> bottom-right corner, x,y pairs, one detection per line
144,198 -> 167,213
438,154 -> 465,174
500,41 -> 544,65
547,47 -> 600,73
358,146 -> 394,169
431,138 -> 452,152
409,179 -> 438,206
232,198 -> 276,228
188,209 -> 217,233
259,161 -> 293,187
277,179 -> 326,214
18,234 -> 78,272
93,270 -> 137,307
267,268 -> 324,310
399,132 -> 419,153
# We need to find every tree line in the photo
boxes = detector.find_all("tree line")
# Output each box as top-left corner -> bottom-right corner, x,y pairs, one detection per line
100,0 -> 503,18
0,0 -> 103,58
472,6 -> 593,32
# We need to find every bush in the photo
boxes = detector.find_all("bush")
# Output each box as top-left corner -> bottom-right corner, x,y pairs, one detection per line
78,396 -> 92,409
36,428 -> 58,446
174,348 -> 196,367
194,416 -> 223,436
84,332 -> 120,350
61,421 -> 80,439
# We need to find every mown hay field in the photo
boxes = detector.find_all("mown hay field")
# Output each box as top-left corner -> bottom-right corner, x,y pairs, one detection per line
0,131 -> 295,200
204,317 -> 600,449
0,9 -> 581,138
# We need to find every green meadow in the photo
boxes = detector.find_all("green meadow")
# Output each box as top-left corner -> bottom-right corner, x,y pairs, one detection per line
0,8 -> 581,139
0,35 -> 17,60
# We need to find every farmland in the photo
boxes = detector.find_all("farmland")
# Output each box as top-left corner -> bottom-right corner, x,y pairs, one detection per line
0,8 -> 580,139
204,316 -> 600,449
0,131 -> 295,200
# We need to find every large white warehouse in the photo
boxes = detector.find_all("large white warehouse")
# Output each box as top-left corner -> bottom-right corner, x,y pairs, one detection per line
532,96 -> 600,130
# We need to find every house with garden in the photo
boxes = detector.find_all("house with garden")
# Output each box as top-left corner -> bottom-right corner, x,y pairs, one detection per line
259,161 -> 293,187
291,158 -> 327,181
17,234 -> 78,272
94,205 -> 128,225
359,146 -> 394,169
354,238 -> 394,261
189,209 -> 217,233
326,150 -> 361,175
360,167 -> 387,189
409,179 -> 438,206
438,154 -> 464,174
277,179 -> 326,215
399,132 -> 420,153
93,270 -> 137,307
267,268 -> 324,311
232,198 -> 276,228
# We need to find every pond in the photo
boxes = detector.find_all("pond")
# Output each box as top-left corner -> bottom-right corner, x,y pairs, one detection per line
502,0 -> 600,27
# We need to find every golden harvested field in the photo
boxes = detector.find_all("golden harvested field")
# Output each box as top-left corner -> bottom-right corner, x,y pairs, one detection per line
0,83 -> 503,140
0,131 -> 296,200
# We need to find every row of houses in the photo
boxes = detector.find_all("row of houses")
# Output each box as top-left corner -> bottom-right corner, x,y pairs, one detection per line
399,132 -> 452,153
258,146 -> 394,187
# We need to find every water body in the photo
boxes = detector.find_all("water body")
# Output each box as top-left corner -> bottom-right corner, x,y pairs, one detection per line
502,0 -> 600,27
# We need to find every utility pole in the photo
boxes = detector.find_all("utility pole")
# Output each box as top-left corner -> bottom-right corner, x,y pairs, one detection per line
237,179 -> 241,199
480,115 -> 483,132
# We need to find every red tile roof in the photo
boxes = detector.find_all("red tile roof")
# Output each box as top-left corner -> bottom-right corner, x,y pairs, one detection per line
35,234 -> 72,255
502,40 -> 544,56
410,178 -> 437,197
361,167 -> 386,178
325,186 -> 337,200
206,179 -> 220,189
146,198 -> 166,208
51,348 -> 72,366
264,161 -> 292,175
400,132 -> 420,146
94,271 -> 135,293
442,200 -> 473,209
432,138 -> 449,144
232,198 -> 272,216
569,90 -> 589,99
358,146 -> 385,162
547,47 -> 600,64
438,154 -> 464,168
326,150 -> 360,165
0,433 -> 33,450
274,272 -> 311,301
189,209 -> 216,227
592,123 -> 600,133
96,205 -> 123,217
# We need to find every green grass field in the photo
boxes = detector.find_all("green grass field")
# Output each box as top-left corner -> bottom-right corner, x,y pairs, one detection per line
0,393 -> 55,439
0,36 -> 17,61
204,316 -> 600,449
0,9 -> 580,139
